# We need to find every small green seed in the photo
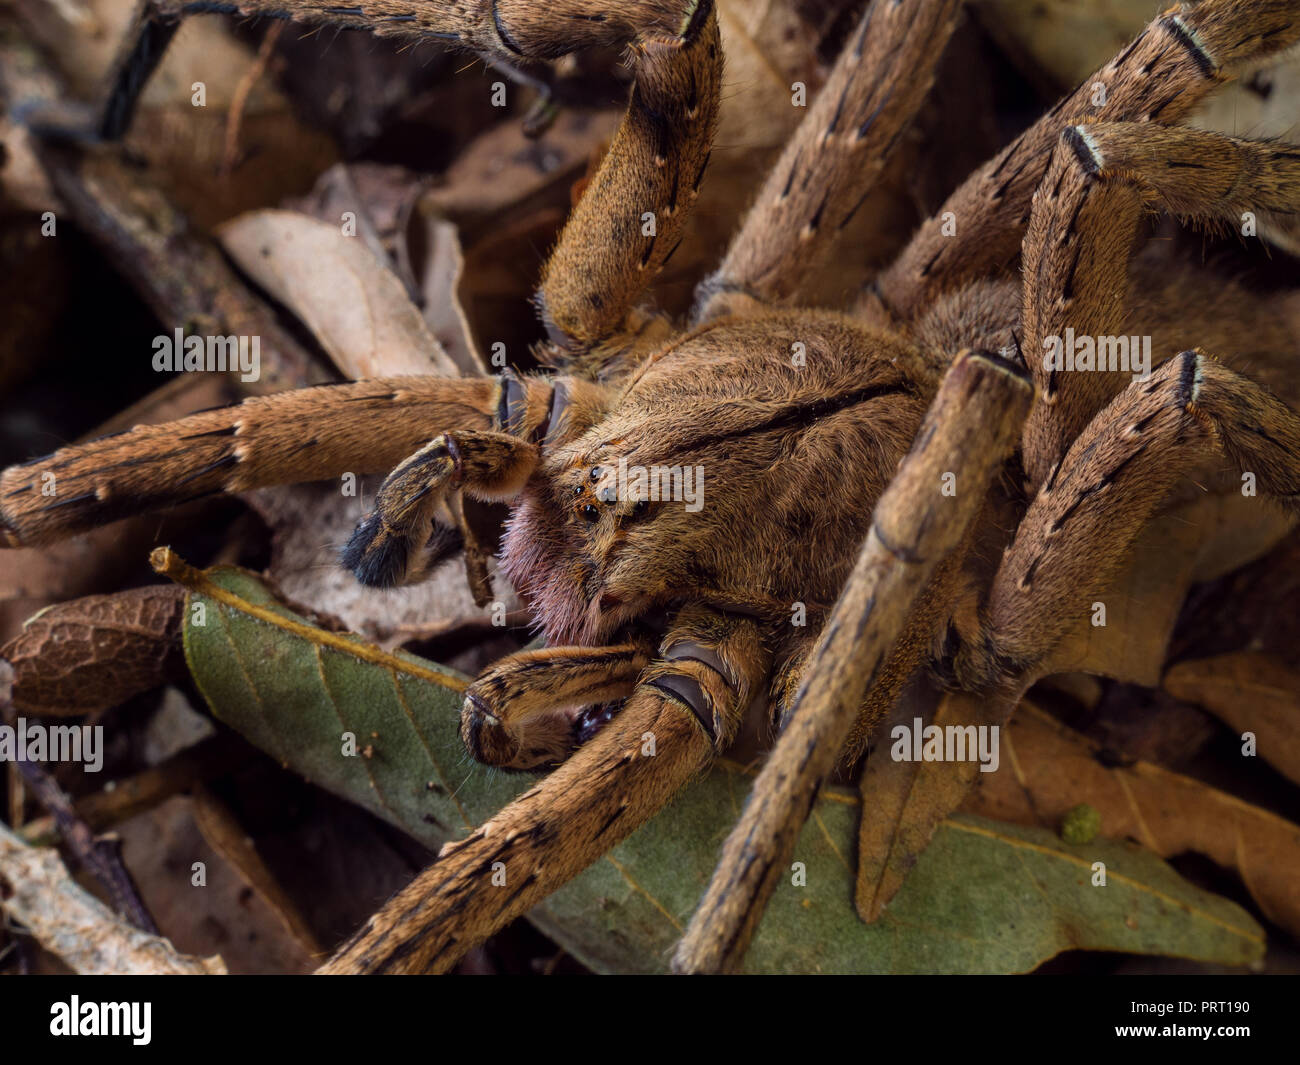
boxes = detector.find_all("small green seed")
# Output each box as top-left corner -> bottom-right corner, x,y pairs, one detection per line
1061,803 -> 1101,845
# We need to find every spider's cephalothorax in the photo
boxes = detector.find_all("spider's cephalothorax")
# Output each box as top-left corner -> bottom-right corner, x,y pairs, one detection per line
500,314 -> 934,648
6,0 -> 1300,974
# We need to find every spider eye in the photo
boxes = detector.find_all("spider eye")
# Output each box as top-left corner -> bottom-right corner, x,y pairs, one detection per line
631,499 -> 649,518
581,504 -> 600,523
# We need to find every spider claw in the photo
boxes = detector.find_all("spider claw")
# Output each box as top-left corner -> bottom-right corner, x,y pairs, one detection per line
460,690 -> 570,772
573,701 -> 623,746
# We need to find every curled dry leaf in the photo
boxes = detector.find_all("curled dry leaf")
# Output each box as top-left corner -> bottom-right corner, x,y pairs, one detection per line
410,206 -> 484,377
856,688 -> 1016,924
1164,651 -> 1300,787
0,820 -> 225,975
289,163 -> 485,376
216,209 -> 460,379
1039,488 -> 1294,686
963,701 -> 1300,940
2,585 -> 187,717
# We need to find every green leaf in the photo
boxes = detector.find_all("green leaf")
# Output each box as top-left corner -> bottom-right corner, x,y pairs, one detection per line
174,558 -> 1265,973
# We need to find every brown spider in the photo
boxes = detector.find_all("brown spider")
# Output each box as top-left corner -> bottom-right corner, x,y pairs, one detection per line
4,0 -> 1300,974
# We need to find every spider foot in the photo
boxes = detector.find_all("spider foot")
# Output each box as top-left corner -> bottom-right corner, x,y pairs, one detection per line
459,643 -> 651,771
459,689 -> 577,772
341,435 -> 462,589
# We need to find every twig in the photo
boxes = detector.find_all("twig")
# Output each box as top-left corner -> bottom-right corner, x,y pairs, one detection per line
1,661 -> 158,932
14,760 -> 160,935
0,821 -> 225,975
18,732 -> 246,846
222,21 -> 286,177
33,139 -> 325,390
192,784 -> 324,958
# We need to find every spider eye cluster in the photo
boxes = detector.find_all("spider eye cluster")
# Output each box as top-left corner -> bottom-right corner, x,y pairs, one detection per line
570,463 -> 654,524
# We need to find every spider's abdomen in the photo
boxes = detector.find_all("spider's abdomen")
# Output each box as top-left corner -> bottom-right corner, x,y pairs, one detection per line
501,311 -> 937,644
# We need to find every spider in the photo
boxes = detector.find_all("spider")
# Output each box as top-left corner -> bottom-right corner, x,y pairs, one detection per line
4,0 -> 1300,974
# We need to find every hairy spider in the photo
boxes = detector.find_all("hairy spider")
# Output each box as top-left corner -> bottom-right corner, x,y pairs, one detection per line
4,0 -> 1300,974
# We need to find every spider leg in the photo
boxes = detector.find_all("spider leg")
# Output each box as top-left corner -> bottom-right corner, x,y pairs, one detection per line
692,0 -> 961,323
874,0 -> 1300,320
671,347 -> 1034,974
460,641 -> 655,770
65,0 -> 695,140
340,369 -> 613,589
0,372 -> 583,548
1020,122 -> 1300,484
863,122 -> 1300,913
318,603 -> 768,974
967,349 -> 1300,688
340,429 -> 537,593
536,0 -> 720,358
768,547 -> 970,765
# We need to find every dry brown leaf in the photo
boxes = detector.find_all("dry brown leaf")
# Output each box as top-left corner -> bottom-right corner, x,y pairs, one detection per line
1164,652 -> 1300,787
423,109 -> 622,228
286,163 -> 406,269
1040,487 -> 1294,686
216,209 -> 460,379
0,820 -> 225,974
856,688 -> 1017,922
963,702 -> 1300,939
2,586 -> 187,716
288,164 -> 485,376
410,206 -> 484,376
115,795 -> 314,974
191,784 -> 323,959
